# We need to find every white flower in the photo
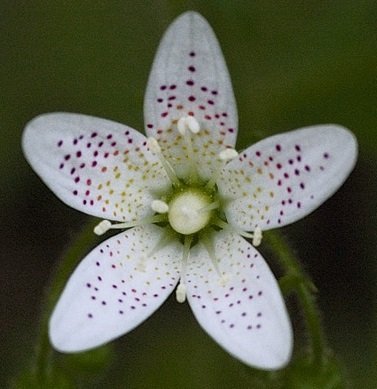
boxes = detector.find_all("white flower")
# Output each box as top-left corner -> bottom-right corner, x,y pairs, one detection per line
22,12 -> 357,370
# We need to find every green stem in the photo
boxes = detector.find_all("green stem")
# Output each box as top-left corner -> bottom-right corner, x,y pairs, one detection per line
264,230 -> 327,367
33,220 -> 98,384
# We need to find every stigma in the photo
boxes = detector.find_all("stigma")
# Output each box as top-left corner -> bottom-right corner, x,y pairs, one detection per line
168,189 -> 213,235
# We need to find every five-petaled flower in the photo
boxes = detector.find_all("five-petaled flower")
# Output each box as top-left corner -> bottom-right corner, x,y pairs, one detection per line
22,12 -> 357,370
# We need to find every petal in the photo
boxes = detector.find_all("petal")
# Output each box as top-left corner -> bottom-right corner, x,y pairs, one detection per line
218,125 -> 357,231
22,113 -> 170,222
185,231 -> 292,370
49,225 -> 182,352
144,12 -> 238,180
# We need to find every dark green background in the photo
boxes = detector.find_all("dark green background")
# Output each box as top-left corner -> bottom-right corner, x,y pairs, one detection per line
1,1 -> 376,387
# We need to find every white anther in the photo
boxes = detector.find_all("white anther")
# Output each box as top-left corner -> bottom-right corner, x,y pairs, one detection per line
147,137 -> 161,153
176,281 -> 187,303
219,148 -> 238,161
94,220 -> 112,236
252,226 -> 263,247
151,199 -> 169,214
177,116 -> 200,135
177,117 -> 187,135
186,116 -> 200,133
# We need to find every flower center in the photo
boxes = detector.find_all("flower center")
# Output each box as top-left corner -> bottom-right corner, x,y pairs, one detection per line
168,189 -> 212,235
94,118 -> 264,246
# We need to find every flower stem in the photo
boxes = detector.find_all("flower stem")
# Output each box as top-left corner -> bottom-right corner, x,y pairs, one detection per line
33,220 -> 98,384
264,230 -> 327,367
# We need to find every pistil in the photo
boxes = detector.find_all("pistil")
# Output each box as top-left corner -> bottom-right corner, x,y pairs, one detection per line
168,190 -> 212,235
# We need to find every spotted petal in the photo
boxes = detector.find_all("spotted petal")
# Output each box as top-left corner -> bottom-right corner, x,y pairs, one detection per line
22,113 -> 170,222
184,231 -> 292,370
218,125 -> 357,231
144,11 -> 238,180
49,225 -> 182,352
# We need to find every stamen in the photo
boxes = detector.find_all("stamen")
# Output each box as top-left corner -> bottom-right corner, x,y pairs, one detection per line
176,235 -> 193,303
94,220 -> 112,235
93,214 -> 166,236
211,217 -> 254,239
219,274 -> 230,287
177,117 -> 200,184
198,201 -> 220,214
135,230 -> 174,273
151,199 -> 169,214
252,226 -> 263,247
175,282 -> 186,303
206,148 -> 238,190
186,116 -> 200,134
146,137 -> 161,153
147,137 -> 181,187
201,232 -> 229,286
219,148 -> 238,161
185,132 -> 198,184
177,116 -> 200,135
135,256 -> 147,272
183,234 -> 193,260
177,117 -> 187,135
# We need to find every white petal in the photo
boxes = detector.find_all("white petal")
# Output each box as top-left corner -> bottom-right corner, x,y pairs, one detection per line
22,113 -> 170,222
218,125 -> 357,231
185,231 -> 292,370
49,225 -> 182,352
144,12 -> 238,180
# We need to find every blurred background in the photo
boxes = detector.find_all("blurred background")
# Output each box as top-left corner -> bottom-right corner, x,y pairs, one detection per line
1,1 -> 376,387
